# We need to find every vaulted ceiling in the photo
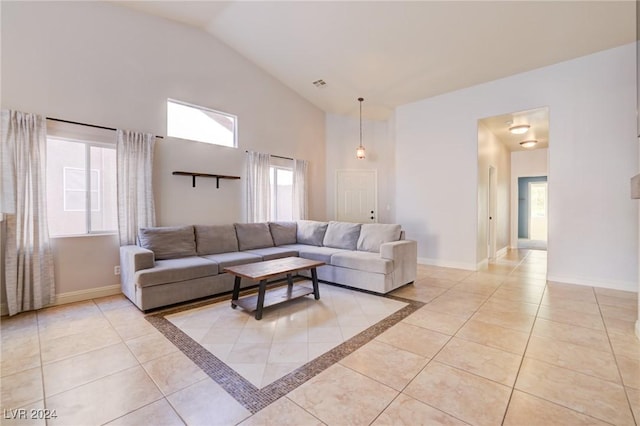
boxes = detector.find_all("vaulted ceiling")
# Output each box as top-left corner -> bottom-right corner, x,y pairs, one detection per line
114,1 -> 636,120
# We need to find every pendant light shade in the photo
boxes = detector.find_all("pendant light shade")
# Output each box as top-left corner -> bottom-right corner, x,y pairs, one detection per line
356,97 -> 365,159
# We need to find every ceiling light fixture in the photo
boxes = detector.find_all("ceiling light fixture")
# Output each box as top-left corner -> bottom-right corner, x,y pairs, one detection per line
356,97 -> 366,160
509,124 -> 530,134
519,140 -> 538,148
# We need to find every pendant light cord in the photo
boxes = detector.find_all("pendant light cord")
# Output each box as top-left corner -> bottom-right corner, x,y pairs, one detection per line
358,97 -> 364,148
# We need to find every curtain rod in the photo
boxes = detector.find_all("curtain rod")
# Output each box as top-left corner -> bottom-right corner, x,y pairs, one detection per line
46,117 -> 164,139
245,150 -> 293,161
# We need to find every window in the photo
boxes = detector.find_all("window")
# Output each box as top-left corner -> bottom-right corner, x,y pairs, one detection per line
64,168 -> 100,211
167,99 -> 237,148
270,166 -> 293,221
46,137 -> 117,236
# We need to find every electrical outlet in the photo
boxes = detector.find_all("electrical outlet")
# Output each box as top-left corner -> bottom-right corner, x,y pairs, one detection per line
114,266 -> 120,275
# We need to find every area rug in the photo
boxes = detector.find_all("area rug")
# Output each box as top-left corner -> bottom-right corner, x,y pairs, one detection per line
146,281 -> 423,413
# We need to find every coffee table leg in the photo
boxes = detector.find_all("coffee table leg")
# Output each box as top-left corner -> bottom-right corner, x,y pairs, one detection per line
231,276 -> 241,308
255,279 -> 267,320
310,268 -> 320,300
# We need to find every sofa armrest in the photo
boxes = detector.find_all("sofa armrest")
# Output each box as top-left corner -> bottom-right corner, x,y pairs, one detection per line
120,245 -> 155,272
380,240 -> 416,260
380,240 -> 417,285
119,245 -> 155,300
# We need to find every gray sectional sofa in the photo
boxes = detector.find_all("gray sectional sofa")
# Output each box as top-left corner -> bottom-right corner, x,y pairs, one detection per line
119,220 -> 417,311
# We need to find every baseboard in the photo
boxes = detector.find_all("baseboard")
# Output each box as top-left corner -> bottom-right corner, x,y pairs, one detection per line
417,257 -> 477,271
1,284 -> 122,316
546,274 -> 637,292
55,284 -> 122,306
476,259 -> 488,270
496,246 -> 508,259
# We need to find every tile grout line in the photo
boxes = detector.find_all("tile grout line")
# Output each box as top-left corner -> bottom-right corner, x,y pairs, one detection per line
500,274 -> 545,424
594,288 -> 639,426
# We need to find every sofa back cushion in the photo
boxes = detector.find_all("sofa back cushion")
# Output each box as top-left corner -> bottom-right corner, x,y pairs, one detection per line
296,220 -> 329,247
235,223 -> 274,250
195,225 -> 239,255
269,222 -> 297,246
138,226 -> 196,260
357,223 -> 402,253
323,221 -> 361,250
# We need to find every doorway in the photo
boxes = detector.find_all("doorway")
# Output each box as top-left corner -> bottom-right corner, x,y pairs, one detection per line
488,166 -> 497,260
477,106 -> 550,267
517,176 -> 548,250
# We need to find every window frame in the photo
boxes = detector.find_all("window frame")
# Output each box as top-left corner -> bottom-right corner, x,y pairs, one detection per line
166,98 -> 238,148
46,136 -> 118,237
269,165 -> 294,222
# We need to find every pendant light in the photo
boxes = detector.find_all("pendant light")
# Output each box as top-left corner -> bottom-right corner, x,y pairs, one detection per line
356,97 -> 366,159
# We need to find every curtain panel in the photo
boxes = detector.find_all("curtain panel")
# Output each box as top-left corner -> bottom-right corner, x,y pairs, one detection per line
246,151 -> 271,223
292,159 -> 308,220
1,110 -> 55,315
116,129 -> 156,245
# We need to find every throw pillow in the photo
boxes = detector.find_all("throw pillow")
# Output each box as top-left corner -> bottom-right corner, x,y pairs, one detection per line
195,225 -> 239,255
296,220 -> 329,246
234,223 -> 275,250
323,221 -> 361,250
269,222 -> 297,246
138,226 -> 196,260
357,223 -> 402,253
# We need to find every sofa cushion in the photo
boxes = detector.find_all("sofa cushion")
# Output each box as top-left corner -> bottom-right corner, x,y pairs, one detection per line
323,221 -> 361,250
138,226 -> 196,260
296,245 -> 350,263
244,247 -> 299,261
357,224 -> 402,253
296,220 -> 328,246
234,223 -> 274,251
195,225 -> 239,255
330,251 -> 393,274
136,256 -> 218,288
201,251 -> 263,269
269,222 -> 297,246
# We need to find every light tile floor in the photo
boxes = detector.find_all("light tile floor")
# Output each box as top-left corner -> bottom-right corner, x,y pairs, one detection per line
0,249 -> 638,425
165,282 -> 407,388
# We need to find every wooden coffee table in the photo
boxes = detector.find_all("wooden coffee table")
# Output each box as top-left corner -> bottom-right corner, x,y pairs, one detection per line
224,257 -> 324,320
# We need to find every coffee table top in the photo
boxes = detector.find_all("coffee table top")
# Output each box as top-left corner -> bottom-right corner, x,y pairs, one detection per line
223,257 -> 325,280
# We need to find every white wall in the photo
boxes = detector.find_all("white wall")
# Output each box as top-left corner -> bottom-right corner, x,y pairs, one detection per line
477,122 -> 511,264
325,113 -> 395,223
396,43 -> 638,290
510,148 -> 549,247
1,1 -> 326,301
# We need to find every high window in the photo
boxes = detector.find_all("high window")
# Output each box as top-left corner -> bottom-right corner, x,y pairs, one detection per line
46,137 -> 117,236
270,166 -> 293,221
167,99 -> 237,148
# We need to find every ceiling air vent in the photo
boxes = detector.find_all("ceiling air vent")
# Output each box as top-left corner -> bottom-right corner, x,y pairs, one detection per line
312,79 -> 327,88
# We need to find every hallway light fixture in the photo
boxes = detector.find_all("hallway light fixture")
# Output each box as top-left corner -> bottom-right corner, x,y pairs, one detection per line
356,97 -> 366,159
519,140 -> 538,148
509,124 -> 530,134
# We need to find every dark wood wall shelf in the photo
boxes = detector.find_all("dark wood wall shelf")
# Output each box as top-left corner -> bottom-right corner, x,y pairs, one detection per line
172,171 -> 241,188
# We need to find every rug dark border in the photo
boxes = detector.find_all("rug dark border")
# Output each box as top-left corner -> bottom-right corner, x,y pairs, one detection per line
146,281 -> 424,414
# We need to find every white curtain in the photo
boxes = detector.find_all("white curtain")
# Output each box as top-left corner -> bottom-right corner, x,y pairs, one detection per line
116,129 -> 156,245
292,159 -> 308,220
1,110 -> 55,315
246,151 -> 271,222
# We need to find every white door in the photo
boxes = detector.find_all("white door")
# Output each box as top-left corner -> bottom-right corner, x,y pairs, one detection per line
336,170 -> 377,223
488,166 -> 497,259
529,182 -> 548,241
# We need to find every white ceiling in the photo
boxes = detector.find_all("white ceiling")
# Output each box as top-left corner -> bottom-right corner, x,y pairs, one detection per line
479,107 -> 549,152
114,1 -> 636,120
